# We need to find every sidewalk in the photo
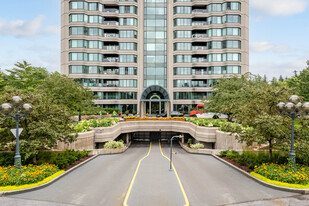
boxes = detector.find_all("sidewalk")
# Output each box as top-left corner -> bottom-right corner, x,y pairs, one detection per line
229,194 -> 309,206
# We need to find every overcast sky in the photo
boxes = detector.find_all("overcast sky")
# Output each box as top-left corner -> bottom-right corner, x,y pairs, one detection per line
0,0 -> 308,80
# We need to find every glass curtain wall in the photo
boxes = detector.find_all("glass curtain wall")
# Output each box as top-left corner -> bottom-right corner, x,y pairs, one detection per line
144,0 -> 167,88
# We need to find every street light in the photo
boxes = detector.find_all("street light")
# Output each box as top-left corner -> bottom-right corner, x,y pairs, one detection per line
169,134 -> 184,170
276,95 -> 309,171
0,96 -> 33,169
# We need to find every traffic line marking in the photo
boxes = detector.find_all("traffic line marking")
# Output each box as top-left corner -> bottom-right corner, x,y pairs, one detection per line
159,141 -> 190,206
123,142 -> 152,206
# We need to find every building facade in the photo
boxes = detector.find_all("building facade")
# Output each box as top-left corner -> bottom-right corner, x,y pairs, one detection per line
61,0 -> 249,115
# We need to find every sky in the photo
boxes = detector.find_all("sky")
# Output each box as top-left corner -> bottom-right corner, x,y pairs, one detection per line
0,0 -> 308,80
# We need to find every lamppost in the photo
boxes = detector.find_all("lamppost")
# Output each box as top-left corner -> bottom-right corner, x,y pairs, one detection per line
276,95 -> 309,171
169,134 -> 183,170
0,96 -> 33,169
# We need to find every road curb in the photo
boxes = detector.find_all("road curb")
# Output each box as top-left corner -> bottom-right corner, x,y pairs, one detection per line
0,154 -> 99,196
0,143 -> 133,196
179,143 -> 308,194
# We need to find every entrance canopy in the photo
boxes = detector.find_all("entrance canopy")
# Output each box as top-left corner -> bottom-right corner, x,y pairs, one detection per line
140,85 -> 170,102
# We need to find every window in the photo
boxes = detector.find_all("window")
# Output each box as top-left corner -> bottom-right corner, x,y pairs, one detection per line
119,30 -> 137,38
69,14 -> 84,22
119,55 -> 137,63
208,16 -> 222,24
120,18 -> 138,26
70,27 -> 84,35
174,18 -> 191,26
120,6 -> 137,14
69,40 -> 84,48
69,65 -> 83,74
70,1 -> 84,10
174,67 -> 192,75
174,7 -> 192,14
223,15 -> 241,23
174,43 -> 191,51
174,55 -> 192,63
70,53 -> 84,61
174,30 -> 191,38
120,43 -> 137,50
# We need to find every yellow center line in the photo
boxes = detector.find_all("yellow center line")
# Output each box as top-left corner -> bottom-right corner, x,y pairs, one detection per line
123,142 -> 152,206
159,141 -> 190,206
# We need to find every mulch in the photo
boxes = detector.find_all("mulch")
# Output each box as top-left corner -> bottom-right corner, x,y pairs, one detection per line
63,155 -> 94,171
219,156 -> 253,173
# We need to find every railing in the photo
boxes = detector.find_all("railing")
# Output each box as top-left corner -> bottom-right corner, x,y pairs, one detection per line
103,9 -> 119,13
192,34 -> 207,38
192,21 -> 208,26
102,46 -> 119,50
192,46 -> 207,50
104,33 -> 119,38
103,58 -> 119,62
192,9 -> 207,13
103,21 -> 119,25
192,58 -> 208,63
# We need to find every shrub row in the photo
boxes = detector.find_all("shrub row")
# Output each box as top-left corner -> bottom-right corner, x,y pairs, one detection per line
0,150 -> 89,169
73,118 -> 120,133
220,150 -> 288,169
190,143 -> 204,149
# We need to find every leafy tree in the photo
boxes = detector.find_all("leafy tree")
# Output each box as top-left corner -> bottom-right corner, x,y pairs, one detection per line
0,71 -> 7,93
37,72 -> 96,119
5,61 -> 49,92
287,61 -> 309,101
205,74 -> 292,161
279,75 -> 284,82
0,89 -> 75,160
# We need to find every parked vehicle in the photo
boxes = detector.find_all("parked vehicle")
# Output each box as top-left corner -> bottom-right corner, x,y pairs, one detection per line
196,112 -> 228,119
190,104 -> 205,116
156,112 -> 167,117
171,111 -> 184,117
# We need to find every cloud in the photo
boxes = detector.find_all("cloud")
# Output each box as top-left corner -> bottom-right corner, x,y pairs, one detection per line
250,42 -> 290,53
0,15 -> 59,38
252,0 -> 307,16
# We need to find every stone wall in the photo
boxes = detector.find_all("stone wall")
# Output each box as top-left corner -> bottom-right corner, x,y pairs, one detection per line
54,131 -> 95,151
215,130 -> 246,150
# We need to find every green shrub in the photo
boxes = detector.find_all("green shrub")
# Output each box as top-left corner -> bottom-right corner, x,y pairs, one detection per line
226,150 -> 240,161
0,152 -> 14,166
104,140 -> 124,149
187,138 -> 193,145
53,157 -> 69,169
219,150 -> 228,157
190,143 -> 204,149
118,139 -> 124,144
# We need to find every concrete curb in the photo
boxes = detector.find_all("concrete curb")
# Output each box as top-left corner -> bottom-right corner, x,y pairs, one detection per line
179,143 -> 309,194
0,154 -> 99,196
0,144 -> 133,196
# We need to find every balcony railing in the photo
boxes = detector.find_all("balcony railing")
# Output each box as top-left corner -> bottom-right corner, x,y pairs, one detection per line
192,46 -> 207,50
103,58 -> 119,62
192,21 -> 208,26
103,9 -> 119,13
192,34 -> 207,38
103,21 -> 119,25
102,46 -> 119,50
192,58 -> 207,63
104,33 -> 119,38
192,9 -> 207,13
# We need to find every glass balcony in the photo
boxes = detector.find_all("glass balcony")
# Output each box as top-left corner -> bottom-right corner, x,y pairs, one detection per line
192,46 -> 207,50
104,33 -> 119,38
103,21 -> 119,25
192,34 -> 207,38
103,9 -> 119,13
192,58 -> 207,63
102,46 -> 119,50
192,21 -> 208,26
192,9 -> 207,14
103,58 -> 119,62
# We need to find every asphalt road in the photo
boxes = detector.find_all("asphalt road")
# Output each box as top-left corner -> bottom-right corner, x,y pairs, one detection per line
126,142 -> 186,206
160,143 -> 297,206
10,143 -> 150,206
7,142 -> 299,206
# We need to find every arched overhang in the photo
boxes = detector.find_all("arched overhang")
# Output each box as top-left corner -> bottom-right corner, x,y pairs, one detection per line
140,85 -> 170,102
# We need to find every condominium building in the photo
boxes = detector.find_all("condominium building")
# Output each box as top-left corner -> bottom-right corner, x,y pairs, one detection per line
61,0 -> 249,115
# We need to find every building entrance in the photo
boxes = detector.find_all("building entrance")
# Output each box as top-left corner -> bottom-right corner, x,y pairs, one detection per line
140,85 -> 171,116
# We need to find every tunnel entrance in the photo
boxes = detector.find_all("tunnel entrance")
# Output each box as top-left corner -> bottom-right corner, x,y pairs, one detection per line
132,131 -> 179,142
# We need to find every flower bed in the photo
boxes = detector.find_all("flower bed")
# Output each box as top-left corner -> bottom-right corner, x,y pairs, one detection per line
253,163 -> 309,186
0,163 -> 64,190
123,116 -> 185,121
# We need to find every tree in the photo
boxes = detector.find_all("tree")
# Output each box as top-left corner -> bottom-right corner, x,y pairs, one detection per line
5,61 -> 49,92
205,74 -> 292,161
287,61 -> 309,101
0,71 -> 7,93
37,72 -> 96,118
0,89 -> 75,160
